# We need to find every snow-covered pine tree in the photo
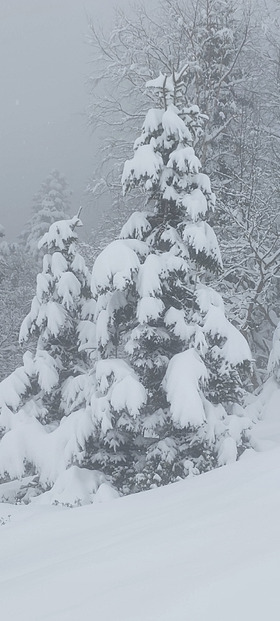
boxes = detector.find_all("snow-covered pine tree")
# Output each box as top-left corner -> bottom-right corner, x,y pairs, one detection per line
88,70 -> 252,492
0,214 -> 106,504
19,169 -> 72,259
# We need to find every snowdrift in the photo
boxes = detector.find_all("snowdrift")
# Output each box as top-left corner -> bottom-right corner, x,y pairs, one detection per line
1,447 -> 280,621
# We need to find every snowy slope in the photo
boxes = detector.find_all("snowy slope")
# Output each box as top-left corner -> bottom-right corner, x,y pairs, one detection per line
1,449 -> 280,621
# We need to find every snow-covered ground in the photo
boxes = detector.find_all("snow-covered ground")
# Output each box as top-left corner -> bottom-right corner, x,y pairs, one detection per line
1,446 -> 280,621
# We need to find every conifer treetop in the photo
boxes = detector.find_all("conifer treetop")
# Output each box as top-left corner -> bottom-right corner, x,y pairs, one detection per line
122,69 -> 220,273
19,170 -> 72,259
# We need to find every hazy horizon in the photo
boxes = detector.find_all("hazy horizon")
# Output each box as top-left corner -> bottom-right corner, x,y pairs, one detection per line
0,0 -> 131,241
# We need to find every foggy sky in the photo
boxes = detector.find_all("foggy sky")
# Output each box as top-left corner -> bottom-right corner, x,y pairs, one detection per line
0,0 -> 130,240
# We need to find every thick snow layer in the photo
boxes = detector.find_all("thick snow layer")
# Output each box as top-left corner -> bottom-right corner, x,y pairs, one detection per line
110,374 -> 147,417
0,367 -> 31,413
196,284 -> 224,313
184,221 -> 222,267
122,143 -> 163,190
193,172 -> 212,195
163,349 -> 207,427
146,72 -> 175,92
19,296 -> 41,342
162,105 -> 193,142
50,252 -> 68,278
38,216 -> 82,251
1,447 -> 280,620
137,296 -> 164,323
95,358 -> 147,418
203,305 -> 252,365
32,466 -> 117,506
21,296 -> 69,341
40,301 -> 68,337
137,253 -> 162,297
164,307 -> 194,343
56,271 -> 81,309
95,308 -> 110,347
182,187 -> 208,220
34,350 -> 59,392
168,145 -> 201,173
137,252 -> 188,299
120,211 -> 152,240
91,239 -> 148,295
36,272 -> 52,301
77,319 -> 96,352
61,373 -> 95,413
142,108 -> 164,135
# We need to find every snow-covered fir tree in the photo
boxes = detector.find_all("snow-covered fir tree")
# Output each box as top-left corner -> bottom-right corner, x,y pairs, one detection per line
0,215 -> 108,503
85,71 -> 252,493
19,170 -> 72,259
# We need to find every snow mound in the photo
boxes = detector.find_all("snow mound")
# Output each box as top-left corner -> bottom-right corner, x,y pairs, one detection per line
1,447 -> 280,620
32,466 -> 119,506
